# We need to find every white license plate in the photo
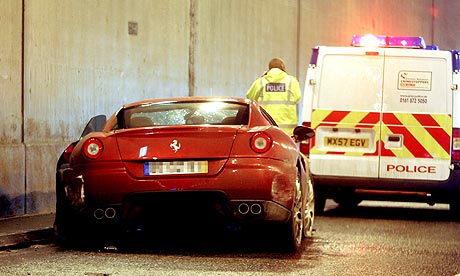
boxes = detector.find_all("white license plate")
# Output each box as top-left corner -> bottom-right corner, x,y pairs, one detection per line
144,161 -> 208,175
324,137 -> 369,148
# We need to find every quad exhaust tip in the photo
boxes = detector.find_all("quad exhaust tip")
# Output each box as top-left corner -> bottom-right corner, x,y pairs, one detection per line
93,207 -> 117,220
237,202 -> 263,216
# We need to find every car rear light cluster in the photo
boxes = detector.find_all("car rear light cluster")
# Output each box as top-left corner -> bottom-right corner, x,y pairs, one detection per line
452,128 -> 460,161
83,138 -> 104,159
250,132 -> 272,153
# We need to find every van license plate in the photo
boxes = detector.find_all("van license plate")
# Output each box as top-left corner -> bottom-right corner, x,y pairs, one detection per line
324,137 -> 369,148
144,161 -> 208,175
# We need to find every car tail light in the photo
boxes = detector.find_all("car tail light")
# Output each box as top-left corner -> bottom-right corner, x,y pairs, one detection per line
250,132 -> 272,153
62,143 -> 75,163
83,138 -> 104,159
452,128 -> 460,161
299,122 -> 311,155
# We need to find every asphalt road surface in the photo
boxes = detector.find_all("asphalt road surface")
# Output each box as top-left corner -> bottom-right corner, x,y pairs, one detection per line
1,200 -> 460,276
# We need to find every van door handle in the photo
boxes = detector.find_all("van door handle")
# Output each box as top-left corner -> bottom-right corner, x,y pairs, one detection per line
385,134 -> 403,149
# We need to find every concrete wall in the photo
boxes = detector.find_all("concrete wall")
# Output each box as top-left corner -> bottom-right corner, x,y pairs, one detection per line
0,0 -> 25,216
194,0 -> 300,97
1,0 -> 460,217
22,0 -> 191,215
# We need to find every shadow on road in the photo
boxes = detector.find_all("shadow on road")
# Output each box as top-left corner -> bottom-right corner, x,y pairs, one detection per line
55,224 -> 318,258
321,200 -> 455,222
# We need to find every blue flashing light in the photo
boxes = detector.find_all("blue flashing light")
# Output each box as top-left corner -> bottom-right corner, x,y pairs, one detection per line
387,36 -> 426,48
351,34 -> 427,49
310,46 -> 319,66
451,50 -> 460,72
351,34 -> 387,47
426,45 -> 439,50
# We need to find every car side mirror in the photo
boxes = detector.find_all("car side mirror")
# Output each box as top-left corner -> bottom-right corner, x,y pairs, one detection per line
80,114 -> 107,138
293,125 -> 315,141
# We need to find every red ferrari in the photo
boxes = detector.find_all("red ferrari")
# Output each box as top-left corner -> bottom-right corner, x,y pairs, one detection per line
54,97 -> 315,251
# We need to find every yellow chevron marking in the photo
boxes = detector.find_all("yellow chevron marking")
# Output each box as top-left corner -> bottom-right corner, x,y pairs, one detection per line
393,113 -> 450,159
311,109 -> 332,129
336,111 -> 369,127
312,110 -> 378,127
311,110 -> 451,159
431,114 -> 452,135
431,113 -> 451,128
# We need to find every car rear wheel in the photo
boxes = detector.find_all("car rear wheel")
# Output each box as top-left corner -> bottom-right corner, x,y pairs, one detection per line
53,204 -> 77,246
54,176 -> 74,245
303,179 -> 315,238
54,180 -> 88,247
282,170 -> 303,251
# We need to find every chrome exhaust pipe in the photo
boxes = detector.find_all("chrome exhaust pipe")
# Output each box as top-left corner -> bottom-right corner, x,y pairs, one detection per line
250,203 -> 262,215
238,203 -> 250,215
93,208 -> 105,220
105,207 -> 116,219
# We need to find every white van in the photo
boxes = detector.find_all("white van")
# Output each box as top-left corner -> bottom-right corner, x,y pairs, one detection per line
301,34 -> 460,215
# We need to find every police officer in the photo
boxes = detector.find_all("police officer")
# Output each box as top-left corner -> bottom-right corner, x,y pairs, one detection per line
246,57 -> 302,135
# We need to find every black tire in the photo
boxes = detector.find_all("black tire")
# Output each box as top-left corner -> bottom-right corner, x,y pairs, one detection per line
449,193 -> 460,221
53,207 -> 77,247
333,189 -> 362,209
334,197 -> 362,209
314,188 -> 326,215
54,172 -> 73,245
54,173 -> 85,247
54,209 -> 100,248
281,170 -> 304,252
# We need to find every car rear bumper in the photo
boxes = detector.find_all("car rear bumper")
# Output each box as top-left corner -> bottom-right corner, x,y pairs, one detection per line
60,190 -> 292,237
59,156 -> 297,233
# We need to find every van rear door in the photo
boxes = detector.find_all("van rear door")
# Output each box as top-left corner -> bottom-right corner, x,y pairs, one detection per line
380,49 -> 452,181
309,46 -> 453,182
309,47 -> 384,178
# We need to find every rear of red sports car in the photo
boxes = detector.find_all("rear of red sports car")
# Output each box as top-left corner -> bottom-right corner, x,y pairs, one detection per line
55,97 -> 314,250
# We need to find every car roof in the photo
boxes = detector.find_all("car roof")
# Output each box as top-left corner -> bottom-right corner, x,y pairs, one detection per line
122,96 -> 252,109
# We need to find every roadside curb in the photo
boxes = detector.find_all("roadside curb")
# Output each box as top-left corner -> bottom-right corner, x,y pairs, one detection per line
0,228 -> 54,250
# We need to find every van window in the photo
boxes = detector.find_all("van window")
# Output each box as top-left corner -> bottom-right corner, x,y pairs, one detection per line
318,54 -> 384,111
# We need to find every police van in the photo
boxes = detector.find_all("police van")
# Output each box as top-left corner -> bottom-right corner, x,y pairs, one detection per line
301,34 -> 460,215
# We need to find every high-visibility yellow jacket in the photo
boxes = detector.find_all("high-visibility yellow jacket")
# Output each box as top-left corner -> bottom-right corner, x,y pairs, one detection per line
246,68 -> 301,135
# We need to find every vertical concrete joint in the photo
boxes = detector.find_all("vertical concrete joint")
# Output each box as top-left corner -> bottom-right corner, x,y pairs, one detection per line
21,0 -> 27,214
188,0 -> 197,97
295,0 -> 301,79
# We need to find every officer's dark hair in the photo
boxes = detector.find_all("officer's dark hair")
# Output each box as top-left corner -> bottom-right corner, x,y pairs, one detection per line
268,58 -> 286,71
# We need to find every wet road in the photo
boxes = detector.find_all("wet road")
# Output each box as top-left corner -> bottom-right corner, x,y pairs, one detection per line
1,200 -> 460,276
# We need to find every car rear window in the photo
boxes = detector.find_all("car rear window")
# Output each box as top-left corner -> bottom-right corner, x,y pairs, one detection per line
121,101 -> 249,128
